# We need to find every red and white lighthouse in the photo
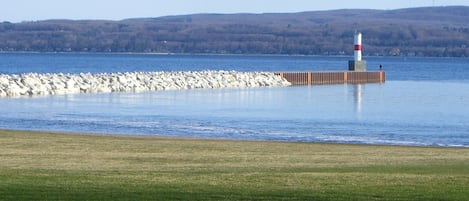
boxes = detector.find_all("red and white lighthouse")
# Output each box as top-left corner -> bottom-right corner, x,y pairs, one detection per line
349,32 -> 367,72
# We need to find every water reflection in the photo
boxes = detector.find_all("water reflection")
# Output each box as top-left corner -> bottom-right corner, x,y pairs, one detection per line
1,81 -> 469,147
353,84 -> 363,114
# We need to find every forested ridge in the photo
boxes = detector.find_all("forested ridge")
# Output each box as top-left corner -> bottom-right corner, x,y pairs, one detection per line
1,6 -> 468,57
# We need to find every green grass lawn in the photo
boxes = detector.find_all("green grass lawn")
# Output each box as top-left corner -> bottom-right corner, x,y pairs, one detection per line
1,129 -> 469,200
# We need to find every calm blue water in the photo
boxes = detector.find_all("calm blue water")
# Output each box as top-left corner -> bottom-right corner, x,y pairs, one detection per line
1,53 -> 468,147
1,53 -> 468,81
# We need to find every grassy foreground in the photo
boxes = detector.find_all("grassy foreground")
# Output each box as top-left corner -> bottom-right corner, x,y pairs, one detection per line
1,130 -> 469,201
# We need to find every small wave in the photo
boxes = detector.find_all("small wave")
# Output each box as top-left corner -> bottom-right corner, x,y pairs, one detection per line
316,134 -> 429,146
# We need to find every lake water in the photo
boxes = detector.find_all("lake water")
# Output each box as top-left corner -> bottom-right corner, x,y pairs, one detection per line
1,53 -> 468,147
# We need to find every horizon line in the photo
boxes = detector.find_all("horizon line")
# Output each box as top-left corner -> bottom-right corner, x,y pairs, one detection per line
5,5 -> 467,23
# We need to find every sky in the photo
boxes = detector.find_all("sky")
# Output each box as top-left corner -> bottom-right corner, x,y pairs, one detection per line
1,0 -> 469,22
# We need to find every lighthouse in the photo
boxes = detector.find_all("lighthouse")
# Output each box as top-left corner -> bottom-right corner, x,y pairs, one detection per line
354,32 -> 362,61
349,32 -> 367,72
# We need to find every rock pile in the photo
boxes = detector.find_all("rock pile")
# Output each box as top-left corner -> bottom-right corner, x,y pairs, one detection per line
0,71 -> 291,97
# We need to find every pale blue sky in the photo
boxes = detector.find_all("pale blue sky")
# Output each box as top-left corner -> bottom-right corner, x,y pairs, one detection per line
1,0 -> 469,22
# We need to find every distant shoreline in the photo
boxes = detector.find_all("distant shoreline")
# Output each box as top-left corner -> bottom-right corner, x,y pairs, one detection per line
2,7 -> 469,57
1,51 -> 467,59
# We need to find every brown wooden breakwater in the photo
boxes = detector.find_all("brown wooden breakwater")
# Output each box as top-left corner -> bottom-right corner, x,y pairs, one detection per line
275,71 -> 385,85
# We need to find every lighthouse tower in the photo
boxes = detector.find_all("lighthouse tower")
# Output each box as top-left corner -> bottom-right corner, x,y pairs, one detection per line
348,32 -> 367,72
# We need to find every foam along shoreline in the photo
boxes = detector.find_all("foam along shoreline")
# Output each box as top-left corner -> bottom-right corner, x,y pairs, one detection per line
0,71 -> 291,97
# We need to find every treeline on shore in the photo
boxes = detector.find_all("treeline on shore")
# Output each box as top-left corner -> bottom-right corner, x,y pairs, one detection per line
1,6 -> 468,57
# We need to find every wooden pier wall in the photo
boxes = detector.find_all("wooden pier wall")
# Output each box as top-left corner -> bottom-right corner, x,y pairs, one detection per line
275,71 -> 385,85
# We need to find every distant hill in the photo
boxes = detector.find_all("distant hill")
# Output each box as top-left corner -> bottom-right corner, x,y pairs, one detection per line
1,6 -> 468,57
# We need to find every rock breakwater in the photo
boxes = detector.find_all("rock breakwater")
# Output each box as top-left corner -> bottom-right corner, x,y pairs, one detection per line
0,71 -> 291,97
